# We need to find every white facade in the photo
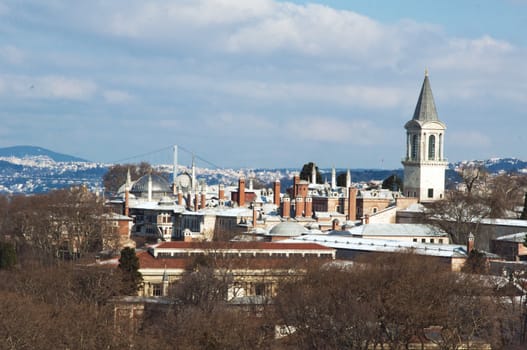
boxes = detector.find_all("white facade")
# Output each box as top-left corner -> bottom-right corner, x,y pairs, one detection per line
402,72 -> 447,203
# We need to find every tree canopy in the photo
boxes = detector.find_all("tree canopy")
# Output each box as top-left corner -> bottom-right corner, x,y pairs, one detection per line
299,162 -> 322,184
118,247 -> 143,295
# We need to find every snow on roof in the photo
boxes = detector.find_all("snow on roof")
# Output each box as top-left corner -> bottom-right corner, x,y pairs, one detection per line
130,201 -> 185,212
102,213 -> 133,221
495,232 -> 527,243
339,223 -> 448,237
282,235 -> 467,258
480,218 -> 527,228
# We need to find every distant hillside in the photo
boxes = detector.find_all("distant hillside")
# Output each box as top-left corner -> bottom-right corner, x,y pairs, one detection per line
0,145 -> 87,162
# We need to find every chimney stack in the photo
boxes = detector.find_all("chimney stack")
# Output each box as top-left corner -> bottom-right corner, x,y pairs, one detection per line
332,219 -> 338,231
200,192 -> 206,209
218,184 -> 225,207
293,174 -> 300,198
252,206 -> 257,228
305,196 -> 313,218
282,196 -> 291,218
295,196 -> 304,218
177,189 -> 183,206
273,180 -> 281,206
347,187 -> 357,221
467,232 -> 475,253
238,176 -> 246,207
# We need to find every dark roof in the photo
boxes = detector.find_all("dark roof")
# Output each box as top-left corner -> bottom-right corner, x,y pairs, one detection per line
412,72 -> 439,122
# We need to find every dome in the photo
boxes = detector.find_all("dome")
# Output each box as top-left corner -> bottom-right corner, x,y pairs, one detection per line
268,222 -> 306,236
130,174 -> 172,198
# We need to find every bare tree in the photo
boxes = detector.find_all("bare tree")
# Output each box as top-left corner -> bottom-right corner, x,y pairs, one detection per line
422,191 -> 491,245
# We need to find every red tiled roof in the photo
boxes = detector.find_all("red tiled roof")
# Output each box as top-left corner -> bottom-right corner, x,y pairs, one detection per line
155,241 -> 333,251
137,250 -> 330,270
137,251 -> 188,269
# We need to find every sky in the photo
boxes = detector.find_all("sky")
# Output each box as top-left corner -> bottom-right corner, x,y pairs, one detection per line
0,0 -> 526,169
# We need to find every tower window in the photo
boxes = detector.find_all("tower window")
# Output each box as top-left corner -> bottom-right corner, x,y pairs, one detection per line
428,188 -> 434,198
411,135 -> 418,160
428,135 -> 436,160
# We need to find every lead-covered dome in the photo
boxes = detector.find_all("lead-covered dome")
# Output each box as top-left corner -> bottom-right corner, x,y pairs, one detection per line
130,174 -> 171,198
268,222 -> 306,237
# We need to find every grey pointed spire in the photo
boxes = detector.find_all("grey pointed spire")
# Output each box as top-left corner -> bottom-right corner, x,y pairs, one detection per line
412,70 -> 439,122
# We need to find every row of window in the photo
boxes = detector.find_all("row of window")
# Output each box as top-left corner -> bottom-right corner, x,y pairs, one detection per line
413,238 -> 444,244
409,133 -> 443,161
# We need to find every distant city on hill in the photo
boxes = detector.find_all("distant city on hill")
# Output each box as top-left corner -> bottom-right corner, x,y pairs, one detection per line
0,145 -> 525,194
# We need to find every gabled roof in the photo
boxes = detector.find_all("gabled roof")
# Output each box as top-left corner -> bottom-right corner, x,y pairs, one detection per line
412,72 -> 439,122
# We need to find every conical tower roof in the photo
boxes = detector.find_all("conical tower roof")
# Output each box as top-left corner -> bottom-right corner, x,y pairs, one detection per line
412,70 -> 439,122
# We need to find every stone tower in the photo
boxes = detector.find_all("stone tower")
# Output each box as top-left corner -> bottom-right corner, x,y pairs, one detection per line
402,71 -> 447,202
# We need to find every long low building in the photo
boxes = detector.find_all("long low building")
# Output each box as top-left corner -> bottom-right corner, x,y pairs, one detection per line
282,234 -> 468,270
137,241 -> 336,298
330,223 -> 450,244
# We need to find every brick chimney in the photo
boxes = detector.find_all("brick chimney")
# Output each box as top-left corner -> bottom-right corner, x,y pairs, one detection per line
282,196 -> 291,218
347,187 -> 357,221
253,206 -> 257,228
467,232 -> 475,253
177,189 -> 183,206
332,219 -> 338,231
305,196 -> 313,218
273,180 -> 281,206
218,184 -> 225,206
124,188 -> 130,217
200,192 -> 206,209
293,174 -> 300,198
295,196 -> 304,218
238,176 -> 246,207
194,192 -> 199,212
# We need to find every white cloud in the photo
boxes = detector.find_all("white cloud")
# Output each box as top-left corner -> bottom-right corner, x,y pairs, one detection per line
449,131 -> 492,149
286,117 -> 385,145
103,89 -> 132,103
0,75 -> 97,100
0,45 -> 24,64
0,2 -> 8,16
37,76 -> 97,100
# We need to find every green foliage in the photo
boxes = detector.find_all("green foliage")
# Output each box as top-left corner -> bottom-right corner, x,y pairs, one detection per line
299,162 -> 322,184
382,173 -> 403,191
118,247 -> 143,295
0,241 -> 17,269
336,172 -> 347,187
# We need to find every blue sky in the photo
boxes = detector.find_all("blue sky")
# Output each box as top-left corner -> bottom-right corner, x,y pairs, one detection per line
0,0 -> 526,169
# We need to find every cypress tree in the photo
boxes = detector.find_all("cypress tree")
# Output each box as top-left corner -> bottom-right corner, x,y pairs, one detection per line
0,241 -> 17,269
118,247 -> 143,295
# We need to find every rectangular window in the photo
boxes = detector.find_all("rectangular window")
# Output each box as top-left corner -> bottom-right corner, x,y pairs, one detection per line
152,284 -> 162,297
439,239 -> 444,244
428,188 -> 434,198
430,239 -> 435,244
421,238 -> 426,243
413,238 -> 417,242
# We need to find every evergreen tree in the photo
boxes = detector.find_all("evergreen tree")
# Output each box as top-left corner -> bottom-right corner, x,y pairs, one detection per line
382,174 -> 403,192
0,241 -> 17,269
299,162 -> 322,184
118,247 -> 143,295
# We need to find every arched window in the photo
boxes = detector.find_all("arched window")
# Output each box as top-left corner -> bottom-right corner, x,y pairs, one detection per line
411,135 -> 418,160
439,133 -> 443,161
428,135 -> 436,160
